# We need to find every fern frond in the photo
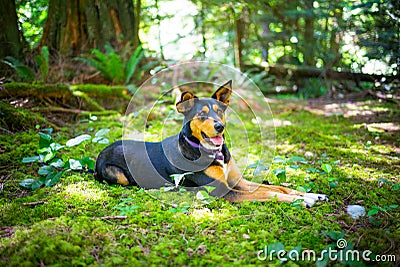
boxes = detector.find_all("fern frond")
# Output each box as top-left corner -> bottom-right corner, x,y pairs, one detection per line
3,56 -> 36,82
125,45 -> 144,84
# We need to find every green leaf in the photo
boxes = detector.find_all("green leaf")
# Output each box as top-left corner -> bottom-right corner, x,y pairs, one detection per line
196,190 -> 210,200
290,199 -> 304,209
66,134 -> 92,147
322,231 -> 344,241
253,164 -> 268,176
43,150 -> 55,163
321,163 -> 332,173
22,156 -> 40,163
378,177 -> 391,185
92,136 -> 109,144
306,167 -> 320,173
170,172 -> 193,187
288,156 -> 308,164
39,132 -> 52,149
273,156 -> 286,164
367,209 -> 379,216
204,186 -> 215,192
50,158 -> 64,168
80,157 -> 95,171
20,179 -> 37,189
273,168 -> 286,182
329,181 -> 338,188
45,171 -> 63,186
3,56 -> 35,82
296,186 -> 312,193
386,204 -> 398,210
42,128 -> 53,135
68,159 -> 83,170
50,142 -> 64,151
125,45 -> 144,83
266,243 -> 285,256
38,165 -> 54,176
37,147 -> 50,154
95,128 -> 110,137
20,177 -> 44,190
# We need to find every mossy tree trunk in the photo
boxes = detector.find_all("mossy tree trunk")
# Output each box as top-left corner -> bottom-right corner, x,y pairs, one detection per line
0,0 -> 25,61
40,0 -> 139,56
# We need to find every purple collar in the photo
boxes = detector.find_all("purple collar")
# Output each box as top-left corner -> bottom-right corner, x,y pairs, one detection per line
183,135 -> 224,161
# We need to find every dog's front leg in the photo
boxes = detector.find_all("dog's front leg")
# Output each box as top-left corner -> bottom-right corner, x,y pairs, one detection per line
224,159 -> 328,207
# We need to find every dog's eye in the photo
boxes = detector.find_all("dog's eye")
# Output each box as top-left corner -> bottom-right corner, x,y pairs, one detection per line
198,111 -> 207,119
217,109 -> 223,117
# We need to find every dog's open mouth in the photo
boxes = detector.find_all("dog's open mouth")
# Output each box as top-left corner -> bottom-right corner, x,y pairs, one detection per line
201,132 -> 223,147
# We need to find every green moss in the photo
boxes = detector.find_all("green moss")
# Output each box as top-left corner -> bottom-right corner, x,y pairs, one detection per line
2,83 -> 71,99
0,99 -> 399,266
0,101 -> 53,132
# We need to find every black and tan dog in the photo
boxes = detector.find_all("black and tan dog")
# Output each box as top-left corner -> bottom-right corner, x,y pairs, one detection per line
95,81 -> 327,207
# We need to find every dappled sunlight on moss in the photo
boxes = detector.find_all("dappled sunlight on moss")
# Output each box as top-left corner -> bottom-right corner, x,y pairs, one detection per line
62,182 -> 106,202
190,208 -> 217,221
276,143 -> 300,154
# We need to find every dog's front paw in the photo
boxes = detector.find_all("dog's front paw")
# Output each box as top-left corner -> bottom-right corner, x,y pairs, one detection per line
299,193 -> 329,208
304,193 -> 328,202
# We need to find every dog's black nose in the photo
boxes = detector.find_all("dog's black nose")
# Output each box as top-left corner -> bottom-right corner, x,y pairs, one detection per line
214,122 -> 225,133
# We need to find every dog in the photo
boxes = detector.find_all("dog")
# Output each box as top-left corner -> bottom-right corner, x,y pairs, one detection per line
95,81 -> 327,207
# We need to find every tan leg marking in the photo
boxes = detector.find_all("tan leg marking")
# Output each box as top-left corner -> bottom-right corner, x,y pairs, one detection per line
116,172 -> 130,186
204,165 -> 228,186
225,158 -> 306,203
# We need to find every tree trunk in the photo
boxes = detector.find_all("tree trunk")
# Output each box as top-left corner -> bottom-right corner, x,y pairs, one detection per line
40,0 -> 138,56
234,9 -> 246,70
133,0 -> 141,48
199,3 -> 206,60
0,0 -> 25,60
260,19 -> 270,63
303,3 -> 315,66
328,4 -> 343,66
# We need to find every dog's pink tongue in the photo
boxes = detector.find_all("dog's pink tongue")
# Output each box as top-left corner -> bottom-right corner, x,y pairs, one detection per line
210,136 -> 223,146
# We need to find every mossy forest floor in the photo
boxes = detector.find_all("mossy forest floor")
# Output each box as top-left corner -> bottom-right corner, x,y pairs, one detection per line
0,89 -> 399,266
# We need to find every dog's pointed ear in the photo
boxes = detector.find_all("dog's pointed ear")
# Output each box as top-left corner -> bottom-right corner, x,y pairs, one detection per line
176,91 -> 196,113
212,80 -> 232,105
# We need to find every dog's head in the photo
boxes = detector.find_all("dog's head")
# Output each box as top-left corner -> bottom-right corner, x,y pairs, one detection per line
176,81 -> 232,150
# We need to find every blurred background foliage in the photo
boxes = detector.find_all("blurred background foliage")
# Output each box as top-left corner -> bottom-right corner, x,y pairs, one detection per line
0,0 -> 398,98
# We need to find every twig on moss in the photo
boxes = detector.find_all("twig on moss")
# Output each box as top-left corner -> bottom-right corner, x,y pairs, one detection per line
22,201 -> 46,207
98,215 -> 128,220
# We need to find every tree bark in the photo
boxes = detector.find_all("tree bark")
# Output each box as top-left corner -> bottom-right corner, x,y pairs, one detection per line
0,0 -> 25,60
40,0 -> 138,56
303,3 -> 315,66
133,0 -> 141,48
234,9 -> 246,70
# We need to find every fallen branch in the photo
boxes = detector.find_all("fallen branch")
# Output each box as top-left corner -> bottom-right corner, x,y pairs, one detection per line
244,64 -> 397,83
0,83 -> 72,98
32,107 -> 119,116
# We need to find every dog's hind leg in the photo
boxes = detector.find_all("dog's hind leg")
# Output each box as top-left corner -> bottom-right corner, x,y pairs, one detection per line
95,164 -> 135,186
